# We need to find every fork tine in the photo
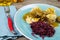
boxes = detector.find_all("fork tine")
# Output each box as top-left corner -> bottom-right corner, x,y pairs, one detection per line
4,6 -> 17,35
4,6 -> 10,16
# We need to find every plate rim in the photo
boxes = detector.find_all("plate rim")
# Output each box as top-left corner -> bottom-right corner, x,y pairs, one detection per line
14,3 -> 60,40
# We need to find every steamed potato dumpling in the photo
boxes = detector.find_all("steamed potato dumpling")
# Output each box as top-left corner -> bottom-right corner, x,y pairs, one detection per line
46,14 -> 57,23
23,12 -> 34,20
31,7 -> 43,16
46,8 -> 55,14
26,16 -> 40,23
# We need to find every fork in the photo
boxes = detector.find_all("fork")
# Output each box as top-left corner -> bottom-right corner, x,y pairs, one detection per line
4,6 -> 17,35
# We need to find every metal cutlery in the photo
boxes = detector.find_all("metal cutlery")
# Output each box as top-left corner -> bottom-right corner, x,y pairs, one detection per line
4,6 -> 17,35
4,6 -> 24,40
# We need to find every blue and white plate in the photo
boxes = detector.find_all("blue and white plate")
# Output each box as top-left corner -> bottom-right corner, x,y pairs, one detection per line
14,4 -> 60,40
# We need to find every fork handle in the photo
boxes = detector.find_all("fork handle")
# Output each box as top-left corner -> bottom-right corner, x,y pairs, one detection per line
8,17 -> 14,32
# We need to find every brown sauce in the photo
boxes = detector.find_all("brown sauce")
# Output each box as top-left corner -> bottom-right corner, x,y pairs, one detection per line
51,22 -> 59,28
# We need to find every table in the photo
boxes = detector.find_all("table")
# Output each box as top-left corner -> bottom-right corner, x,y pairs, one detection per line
14,0 -> 60,9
